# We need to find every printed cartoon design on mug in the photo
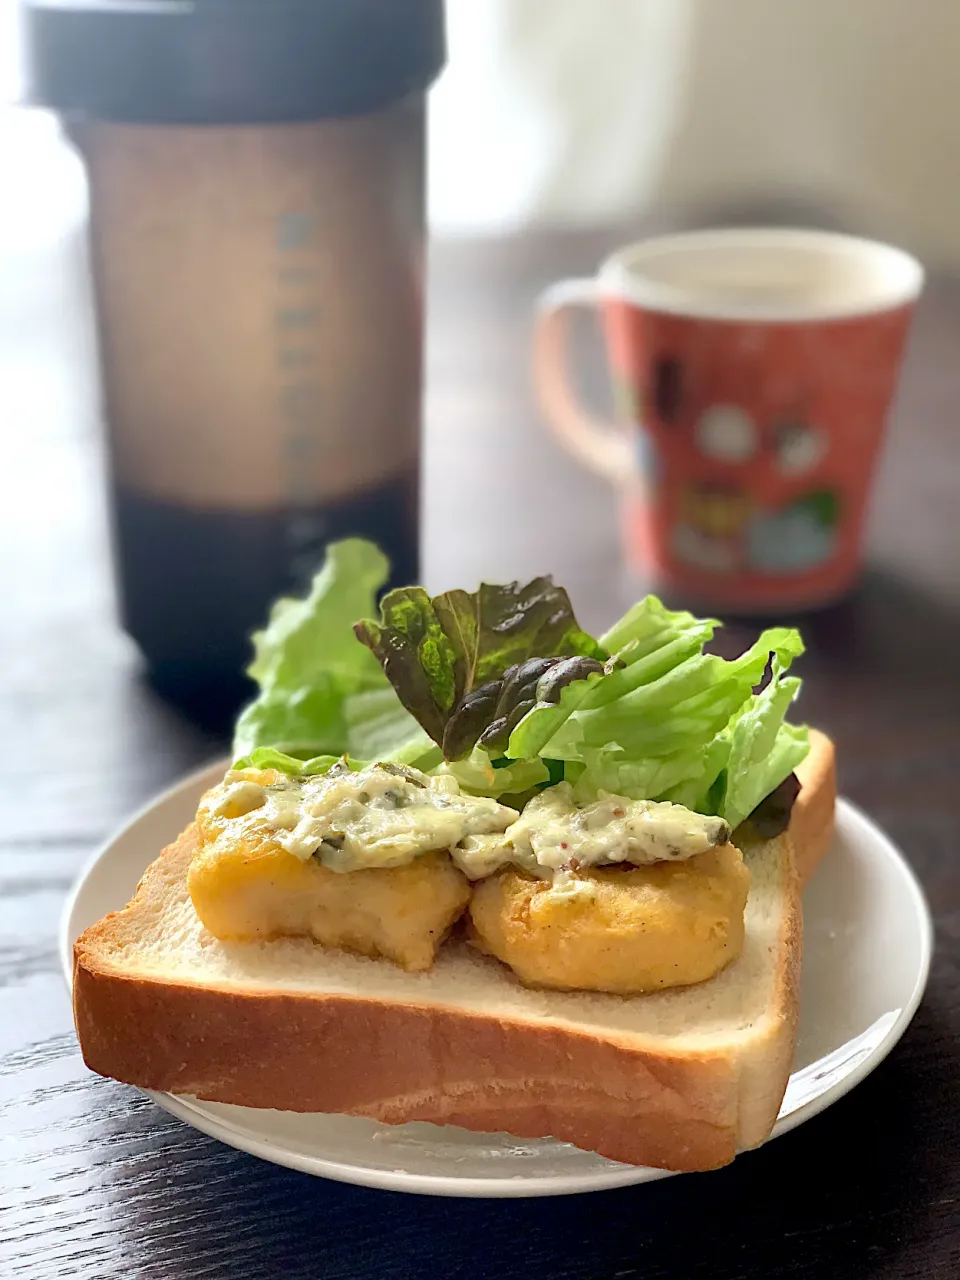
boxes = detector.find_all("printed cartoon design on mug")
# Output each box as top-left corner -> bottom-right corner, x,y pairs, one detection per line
696,405 -> 759,465
772,417 -> 828,476
746,490 -> 840,573
670,483 -> 753,572
644,354 -> 840,577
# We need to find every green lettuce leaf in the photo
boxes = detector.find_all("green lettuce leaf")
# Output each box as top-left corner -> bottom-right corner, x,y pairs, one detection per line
569,737 -> 731,809
659,738 -> 732,813
341,688 -> 438,766
348,586 -> 459,750
506,666 -> 607,759
247,538 -> 387,692
230,544 -> 811,824
503,600 -> 714,759
232,539 -> 425,763
231,747 -> 344,775
538,625 -> 803,761
717,662 -> 810,827
438,750 -> 551,799
354,575 -> 604,758
505,597 -> 809,817
599,595 -> 714,661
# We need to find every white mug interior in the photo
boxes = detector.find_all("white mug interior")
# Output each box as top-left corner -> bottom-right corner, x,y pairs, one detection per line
599,228 -> 923,323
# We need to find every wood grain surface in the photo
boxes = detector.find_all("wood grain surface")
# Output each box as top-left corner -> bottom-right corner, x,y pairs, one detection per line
2,228 -> 958,1279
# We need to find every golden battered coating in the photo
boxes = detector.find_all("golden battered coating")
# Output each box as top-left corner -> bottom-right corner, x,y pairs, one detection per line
468,844 -> 750,994
189,842 -> 471,972
189,770 -> 472,972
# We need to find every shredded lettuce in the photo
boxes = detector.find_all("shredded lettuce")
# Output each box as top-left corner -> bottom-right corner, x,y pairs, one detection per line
719,663 -> 809,827
231,540 -> 810,822
537,627 -> 802,759
517,612 -> 807,817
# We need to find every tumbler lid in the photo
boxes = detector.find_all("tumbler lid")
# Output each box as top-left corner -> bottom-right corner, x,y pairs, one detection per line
22,0 -> 446,123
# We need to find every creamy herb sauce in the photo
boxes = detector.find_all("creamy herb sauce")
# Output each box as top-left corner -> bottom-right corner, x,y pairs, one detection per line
210,767 -> 729,883
516,783 -> 729,868
218,762 -> 517,872
454,782 -> 729,882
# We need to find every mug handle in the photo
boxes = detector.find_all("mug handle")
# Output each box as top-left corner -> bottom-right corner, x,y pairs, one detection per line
533,278 -> 634,486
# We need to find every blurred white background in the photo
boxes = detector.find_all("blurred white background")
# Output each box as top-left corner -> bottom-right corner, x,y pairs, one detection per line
2,0 -> 960,259
430,0 -> 960,262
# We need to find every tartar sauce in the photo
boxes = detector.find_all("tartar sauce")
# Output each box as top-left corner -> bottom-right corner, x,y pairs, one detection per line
208,766 -> 729,887
215,761 -> 518,872
454,782 -> 730,883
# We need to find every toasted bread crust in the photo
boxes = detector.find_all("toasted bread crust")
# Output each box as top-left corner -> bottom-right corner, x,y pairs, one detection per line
736,829 -> 803,1149
72,737 -> 833,1171
791,729 -> 837,886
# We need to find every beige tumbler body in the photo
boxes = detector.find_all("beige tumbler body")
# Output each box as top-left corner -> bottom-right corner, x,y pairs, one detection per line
75,98 -> 425,715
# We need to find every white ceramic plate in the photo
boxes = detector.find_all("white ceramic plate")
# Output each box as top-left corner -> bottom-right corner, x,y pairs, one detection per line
62,761 -> 932,1198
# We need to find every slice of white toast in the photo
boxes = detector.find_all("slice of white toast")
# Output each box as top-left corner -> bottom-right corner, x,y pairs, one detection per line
74,827 -> 805,1173
73,730 -> 835,1172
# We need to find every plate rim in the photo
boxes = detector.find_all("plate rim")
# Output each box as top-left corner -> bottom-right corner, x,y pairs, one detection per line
60,766 -> 933,1198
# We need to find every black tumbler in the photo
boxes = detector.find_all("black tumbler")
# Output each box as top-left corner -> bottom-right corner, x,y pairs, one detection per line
22,0 -> 446,725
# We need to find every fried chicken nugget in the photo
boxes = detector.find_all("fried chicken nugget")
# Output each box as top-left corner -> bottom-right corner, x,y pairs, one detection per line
468,844 -> 749,994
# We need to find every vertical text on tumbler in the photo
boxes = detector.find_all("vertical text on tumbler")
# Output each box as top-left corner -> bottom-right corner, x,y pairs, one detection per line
275,209 -> 326,587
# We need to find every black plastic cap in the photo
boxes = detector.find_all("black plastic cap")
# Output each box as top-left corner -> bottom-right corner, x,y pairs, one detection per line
21,0 -> 446,124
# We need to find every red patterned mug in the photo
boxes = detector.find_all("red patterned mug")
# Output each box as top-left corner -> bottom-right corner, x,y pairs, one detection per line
534,228 -> 923,612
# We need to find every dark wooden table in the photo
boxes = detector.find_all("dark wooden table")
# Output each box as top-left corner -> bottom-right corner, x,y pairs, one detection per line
2,228 -> 959,1279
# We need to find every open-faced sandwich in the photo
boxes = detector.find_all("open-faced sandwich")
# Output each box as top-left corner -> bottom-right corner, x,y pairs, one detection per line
73,539 -> 836,1171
